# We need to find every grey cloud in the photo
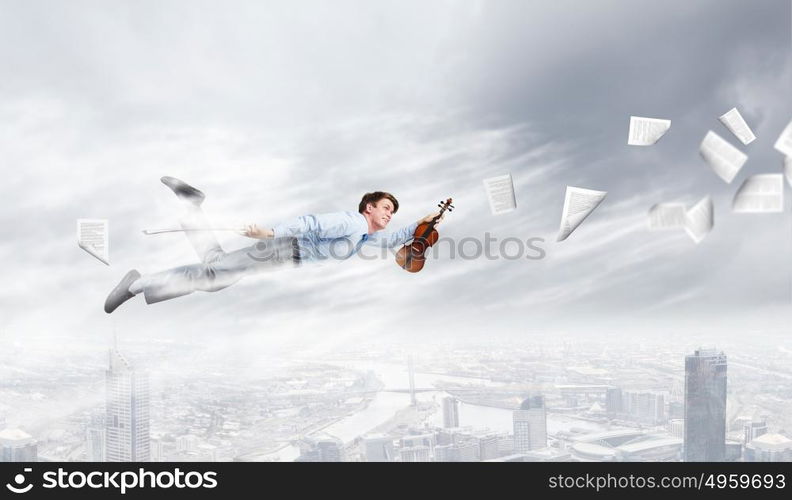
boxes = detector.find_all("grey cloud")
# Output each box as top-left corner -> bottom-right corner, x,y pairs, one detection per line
0,0 -> 790,348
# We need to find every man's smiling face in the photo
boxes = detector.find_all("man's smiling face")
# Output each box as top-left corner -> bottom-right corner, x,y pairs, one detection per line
367,198 -> 394,231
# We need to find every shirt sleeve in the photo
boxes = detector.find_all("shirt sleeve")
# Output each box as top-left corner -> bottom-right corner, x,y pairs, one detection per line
271,212 -> 360,240
367,221 -> 418,248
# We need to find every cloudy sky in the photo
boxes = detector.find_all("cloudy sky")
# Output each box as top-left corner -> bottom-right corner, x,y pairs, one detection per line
1,0 -> 791,357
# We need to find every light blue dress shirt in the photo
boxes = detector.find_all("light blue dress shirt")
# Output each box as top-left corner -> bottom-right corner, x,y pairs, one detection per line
271,211 -> 418,261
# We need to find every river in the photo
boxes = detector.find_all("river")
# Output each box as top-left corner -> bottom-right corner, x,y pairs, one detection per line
258,361 -> 609,461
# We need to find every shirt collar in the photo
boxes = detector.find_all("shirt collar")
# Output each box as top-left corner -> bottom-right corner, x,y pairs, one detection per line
356,212 -> 372,239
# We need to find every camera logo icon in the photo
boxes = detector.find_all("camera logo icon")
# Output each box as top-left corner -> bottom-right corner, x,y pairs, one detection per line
5,468 -> 33,494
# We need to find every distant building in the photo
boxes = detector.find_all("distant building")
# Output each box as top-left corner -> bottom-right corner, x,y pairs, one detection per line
177,435 -> 199,454
667,401 -> 684,420
513,396 -> 547,453
684,349 -> 727,462
434,428 -> 500,462
400,433 -> 435,457
744,419 -> 768,444
476,433 -> 500,461
105,348 -> 150,462
744,433 -> 792,462
296,434 -> 345,462
724,440 -> 742,462
732,415 -> 752,432
150,439 -> 164,462
433,441 -> 476,462
520,448 -> 573,462
623,391 -> 665,425
196,444 -> 218,462
668,419 -> 685,439
497,435 -> 514,456
486,448 -> 572,462
484,453 -> 528,462
563,395 -> 579,408
0,428 -> 37,462
570,442 -> 620,462
455,441 -> 478,462
618,437 -> 682,462
666,401 -> 685,420
86,427 -> 105,462
569,430 -> 681,462
435,429 -> 454,446
434,444 -> 452,462
606,387 -> 623,415
442,397 -> 460,428
400,446 -> 430,462
361,435 -> 394,462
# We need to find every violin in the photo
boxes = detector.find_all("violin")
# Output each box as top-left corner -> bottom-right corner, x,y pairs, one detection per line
395,198 -> 454,273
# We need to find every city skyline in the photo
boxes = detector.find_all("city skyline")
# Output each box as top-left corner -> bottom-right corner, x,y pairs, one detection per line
2,333 -> 791,462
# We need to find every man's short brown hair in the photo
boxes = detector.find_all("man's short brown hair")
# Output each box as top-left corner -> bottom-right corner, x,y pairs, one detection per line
358,191 -> 399,214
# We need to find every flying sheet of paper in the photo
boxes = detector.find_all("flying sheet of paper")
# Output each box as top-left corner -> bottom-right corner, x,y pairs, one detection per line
775,119 -> 792,157
627,116 -> 671,146
699,131 -> 748,183
648,203 -> 687,229
784,156 -> 792,188
684,196 -> 713,244
483,173 -> 517,215
718,107 -> 756,145
78,219 -> 109,265
557,186 -> 607,242
732,174 -> 783,213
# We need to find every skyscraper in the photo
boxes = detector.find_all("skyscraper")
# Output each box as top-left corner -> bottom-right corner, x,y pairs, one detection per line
105,348 -> 150,462
684,349 -> 727,462
513,396 -> 547,453
442,397 -> 460,428
0,429 -> 37,462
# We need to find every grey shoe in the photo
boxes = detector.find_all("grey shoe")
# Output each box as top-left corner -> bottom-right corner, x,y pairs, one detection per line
160,176 -> 205,206
104,270 -> 141,314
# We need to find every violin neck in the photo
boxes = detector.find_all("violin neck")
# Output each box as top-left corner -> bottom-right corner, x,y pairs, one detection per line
418,198 -> 452,238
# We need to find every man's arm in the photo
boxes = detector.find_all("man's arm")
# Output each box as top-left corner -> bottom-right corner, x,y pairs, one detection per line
369,212 -> 444,248
242,212 -> 359,240
378,221 -> 419,248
